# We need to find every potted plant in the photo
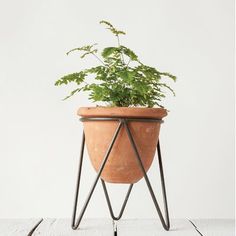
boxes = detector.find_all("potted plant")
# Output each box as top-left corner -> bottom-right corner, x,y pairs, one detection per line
55,21 -> 176,184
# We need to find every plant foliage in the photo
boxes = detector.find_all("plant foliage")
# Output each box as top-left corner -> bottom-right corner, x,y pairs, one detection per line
55,21 -> 176,107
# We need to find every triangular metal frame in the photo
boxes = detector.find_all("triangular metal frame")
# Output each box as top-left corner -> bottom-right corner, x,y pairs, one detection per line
71,118 -> 170,231
101,179 -> 133,221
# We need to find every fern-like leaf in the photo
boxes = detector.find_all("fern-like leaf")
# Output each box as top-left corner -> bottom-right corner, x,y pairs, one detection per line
66,44 -> 97,56
55,72 -> 86,86
159,72 -> 177,81
102,47 -> 117,58
157,83 -> 176,96
100,20 -> 125,36
120,46 -> 138,61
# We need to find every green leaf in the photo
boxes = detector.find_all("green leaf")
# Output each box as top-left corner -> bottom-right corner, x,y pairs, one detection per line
157,83 -> 176,96
80,49 -> 98,58
119,70 -> 134,82
66,44 -> 97,56
55,72 -> 86,86
159,72 -> 177,81
102,47 -> 117,58
120,46 -> 138,61
100,20 -> 126,36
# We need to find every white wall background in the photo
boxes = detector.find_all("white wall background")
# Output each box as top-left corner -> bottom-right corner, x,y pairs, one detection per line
0,0 -> 234,219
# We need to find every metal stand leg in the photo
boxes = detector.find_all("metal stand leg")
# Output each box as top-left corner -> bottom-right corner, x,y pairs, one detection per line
71,118 -> 170,231
71,132 -> 85,229
124,120 -> 170,230
71,122 -> 122,229
157,140 -> 170,229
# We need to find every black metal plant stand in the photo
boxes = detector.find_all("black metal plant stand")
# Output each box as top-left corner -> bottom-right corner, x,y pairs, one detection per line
71,117 -> 170,231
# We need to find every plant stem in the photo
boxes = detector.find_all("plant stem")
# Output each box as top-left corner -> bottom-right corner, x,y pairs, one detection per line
126,58 -> 131,67
117,35 -> 125,64
92,53 -> 106,66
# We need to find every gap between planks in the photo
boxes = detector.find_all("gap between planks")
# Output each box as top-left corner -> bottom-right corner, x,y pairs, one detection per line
189,220 -> 204,236
189,219 -> 235,236
0,218 -> 43,236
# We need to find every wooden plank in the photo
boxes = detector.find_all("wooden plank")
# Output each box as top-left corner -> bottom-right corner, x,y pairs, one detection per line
117,219 -> 199,236
32,218 -> 114,236
0,218 -> 233,235
0,218 -> 42,236
190,219 -> 235,236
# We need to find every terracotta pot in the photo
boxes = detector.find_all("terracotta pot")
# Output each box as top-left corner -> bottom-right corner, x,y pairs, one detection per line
78,107 -> 167,184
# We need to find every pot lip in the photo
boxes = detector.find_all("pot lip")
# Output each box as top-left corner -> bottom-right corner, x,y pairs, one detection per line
78,106 -> 168,119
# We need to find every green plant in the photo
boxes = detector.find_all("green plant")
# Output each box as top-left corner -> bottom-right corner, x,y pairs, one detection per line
55,20 -> 176,107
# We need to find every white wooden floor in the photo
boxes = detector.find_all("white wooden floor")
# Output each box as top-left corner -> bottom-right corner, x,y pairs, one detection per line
0,219 -> 234,236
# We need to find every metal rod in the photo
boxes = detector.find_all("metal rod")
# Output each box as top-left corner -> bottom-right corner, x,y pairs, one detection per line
71,132 -> 85,228
157,141 -> 170,228
101,179 -> 133,221
123,120 -> 170,231
80,117 -> 163,123
71,121 -> 123,230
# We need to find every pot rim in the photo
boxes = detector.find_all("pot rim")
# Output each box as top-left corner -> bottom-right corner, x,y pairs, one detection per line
78,106 -> 168,119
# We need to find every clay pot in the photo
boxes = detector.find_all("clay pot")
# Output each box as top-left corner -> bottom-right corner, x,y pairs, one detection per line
78,107 -> 167,184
